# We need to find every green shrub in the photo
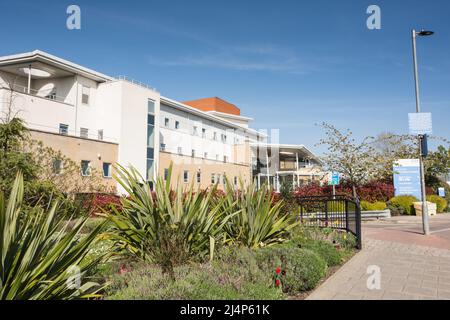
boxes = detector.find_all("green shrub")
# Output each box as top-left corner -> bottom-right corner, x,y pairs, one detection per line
297,240 -> 342,267
388,196 -> 418,215
106,249 -> 284,300
255,246 -> 327,294
221,178 -> 299,248
426,195 -> 448,213
109,164 -> 231,278
290,226 -> 356,251
361,201 -> 387,211
0,173 -> 107,300
331,231 -> 357,250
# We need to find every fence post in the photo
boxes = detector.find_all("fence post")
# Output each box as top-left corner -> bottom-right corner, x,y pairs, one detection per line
300,201 -> 303,224
325,200 -> 329,227
345,200 -> 349,232
355,200 -> 362,250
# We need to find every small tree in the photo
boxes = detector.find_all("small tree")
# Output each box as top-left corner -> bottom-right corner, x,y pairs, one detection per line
316,122 -> 376,198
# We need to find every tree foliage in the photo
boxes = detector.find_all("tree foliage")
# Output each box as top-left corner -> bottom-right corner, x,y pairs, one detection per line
316,122 -> 376,194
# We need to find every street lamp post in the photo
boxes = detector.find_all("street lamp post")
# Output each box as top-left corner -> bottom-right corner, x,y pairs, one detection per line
411,29 -> 434,235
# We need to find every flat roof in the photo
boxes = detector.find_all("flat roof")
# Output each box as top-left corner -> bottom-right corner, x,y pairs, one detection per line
0,50 -> 113,82
250,143 -> 322,164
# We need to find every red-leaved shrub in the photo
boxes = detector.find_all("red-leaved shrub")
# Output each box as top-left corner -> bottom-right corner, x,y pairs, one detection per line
293,180 -> 395,202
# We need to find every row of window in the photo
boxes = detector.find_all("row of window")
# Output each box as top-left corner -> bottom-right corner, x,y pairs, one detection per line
164,169 -> 238,186
58,123 -> 104,140
164,117 -> 234,143
52,159 -> 112,178
167,145 -> 228,162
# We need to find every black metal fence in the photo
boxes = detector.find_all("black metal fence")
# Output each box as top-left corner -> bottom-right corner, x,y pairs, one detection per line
296,195 -> 362,249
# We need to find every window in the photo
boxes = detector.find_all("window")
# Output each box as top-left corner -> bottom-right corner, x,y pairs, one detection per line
204,152 -> 208,159
183,170 -> 189,183
197,171 -> 201,183
234,176 -> 238,186
164,118 -> 169,127
148,99 -> 155,114
175,121 -> 180,129
211,174 -> 215,184
147,114 -> 155,125
146,160 -> 154,180
217,174 -> 221,185
213,132 -> 217,141
191,149 -> 195,157
147,125 -> 154,146
81,86 -> 90,105
222,175 -> 226,186
193,126 -> 198,136
221,134 -> 227,143
59,123 -> 69,135
98,129 -> 104,140
202,128 -> 206,138
160,143 -> 166,151
177,147 -> 182,155
223,155 -> 228,163
81,160 -> 91,176
147,147 -> 154,159
164,168 -> 169,181
146,100 -> 155,181
52,159 -> 63,175
80,127 -> 88,139
103,162 -> 112,178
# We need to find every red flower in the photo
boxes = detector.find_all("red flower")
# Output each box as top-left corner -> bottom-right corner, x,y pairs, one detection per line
119,265 -> 127,275
275,279 -> 281,287
275,267 -> 281,275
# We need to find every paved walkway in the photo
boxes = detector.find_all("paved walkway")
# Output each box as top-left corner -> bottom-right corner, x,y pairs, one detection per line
307,214 -> 450,300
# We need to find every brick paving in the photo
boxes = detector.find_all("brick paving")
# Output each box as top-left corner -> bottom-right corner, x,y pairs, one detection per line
307,214 -> 450,300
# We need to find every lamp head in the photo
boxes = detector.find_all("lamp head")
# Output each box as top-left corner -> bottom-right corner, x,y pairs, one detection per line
416,30 -> 434,36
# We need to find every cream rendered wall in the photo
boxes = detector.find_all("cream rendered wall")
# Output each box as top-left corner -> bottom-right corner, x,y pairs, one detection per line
0,87 -> 77,134
97,80 -> 160,194
159,103 -> 237,162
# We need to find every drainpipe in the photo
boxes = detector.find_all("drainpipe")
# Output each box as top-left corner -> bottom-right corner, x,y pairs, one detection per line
27,64 -> 31,94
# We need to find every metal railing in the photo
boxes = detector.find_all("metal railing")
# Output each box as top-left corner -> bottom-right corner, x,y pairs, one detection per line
4,83 -> 71,104
297,195 -> 362,249
114,76 -> 157,92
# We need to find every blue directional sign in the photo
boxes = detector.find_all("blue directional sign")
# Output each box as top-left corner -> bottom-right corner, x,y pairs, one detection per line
393,159 -> 422,200
438,187 -> 445,198
328,172 -> 340,186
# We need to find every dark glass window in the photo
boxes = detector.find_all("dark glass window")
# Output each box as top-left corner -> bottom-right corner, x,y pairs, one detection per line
147,114 -> 154,125
147,147 -> 154,159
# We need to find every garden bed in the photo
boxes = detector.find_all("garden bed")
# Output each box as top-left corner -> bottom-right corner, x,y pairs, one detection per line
90,227 -> 358,300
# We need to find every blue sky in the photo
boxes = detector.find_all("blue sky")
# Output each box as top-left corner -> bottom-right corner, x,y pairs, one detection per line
1,0 -> 449,153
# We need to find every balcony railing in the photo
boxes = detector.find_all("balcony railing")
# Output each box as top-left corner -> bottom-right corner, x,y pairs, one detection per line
3,83 -> 72,105
114,76 -> 157,92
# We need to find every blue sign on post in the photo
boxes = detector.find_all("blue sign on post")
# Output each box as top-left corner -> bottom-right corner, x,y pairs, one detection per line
393,159 -> 422,200
408,112 -> 432,135
329,172 -> 340,186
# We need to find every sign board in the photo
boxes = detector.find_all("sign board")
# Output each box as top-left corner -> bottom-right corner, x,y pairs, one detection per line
408,112 -> 432,135
438,187 -> 445,197
328,172 -> 340,186
393,159 -> 422,200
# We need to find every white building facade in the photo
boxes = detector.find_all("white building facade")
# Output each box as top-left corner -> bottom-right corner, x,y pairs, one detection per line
0,50 -> 275,194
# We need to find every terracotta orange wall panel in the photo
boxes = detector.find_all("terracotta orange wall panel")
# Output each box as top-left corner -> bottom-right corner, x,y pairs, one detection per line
183,97 -> 241,115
